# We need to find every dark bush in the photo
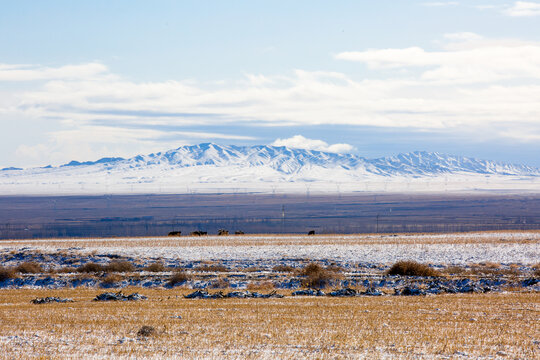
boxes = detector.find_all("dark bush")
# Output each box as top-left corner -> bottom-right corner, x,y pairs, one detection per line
533,263 -> 540,278
15,261 -> 43,274
144,262 -> 166,272
167,270 -> 191,287
386,261 -> 440,277
77,262 -> 105,273
106,261 -> 135,273
137,325 -> 156,337
300,263 -> 342,289
0,267 -> 17,281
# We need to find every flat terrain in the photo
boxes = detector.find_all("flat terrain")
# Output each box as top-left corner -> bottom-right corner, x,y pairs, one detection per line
2,193 -> 540,239
0,289 -> 538,359
0,232 -> 538,358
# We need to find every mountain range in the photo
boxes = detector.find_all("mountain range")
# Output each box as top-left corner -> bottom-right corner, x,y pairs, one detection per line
1,143 -> 539,195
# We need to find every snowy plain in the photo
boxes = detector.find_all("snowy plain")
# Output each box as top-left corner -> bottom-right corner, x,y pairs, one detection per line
3,232 -> 539,267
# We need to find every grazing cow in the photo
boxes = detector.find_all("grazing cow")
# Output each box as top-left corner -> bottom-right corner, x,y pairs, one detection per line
190,231 -> 207,236
234,231 -> 245,235
217,229 -> 229,236
308,230 -> 315,235
168,231 -> 182,237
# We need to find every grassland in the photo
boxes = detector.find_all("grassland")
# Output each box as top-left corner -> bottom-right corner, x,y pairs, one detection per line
0,288 -> 537,359
0,231 -> 538,358
2,230 -> 539,248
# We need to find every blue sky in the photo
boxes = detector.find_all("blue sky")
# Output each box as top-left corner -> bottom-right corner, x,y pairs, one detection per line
1,0 -> 540,167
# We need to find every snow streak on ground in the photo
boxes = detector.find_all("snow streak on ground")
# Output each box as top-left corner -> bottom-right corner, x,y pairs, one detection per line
4,232 -> 539,265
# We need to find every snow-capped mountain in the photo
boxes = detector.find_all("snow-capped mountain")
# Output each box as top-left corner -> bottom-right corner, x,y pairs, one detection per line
1,143 -> 539,195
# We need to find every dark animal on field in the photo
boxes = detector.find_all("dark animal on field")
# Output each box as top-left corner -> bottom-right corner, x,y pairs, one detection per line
168,231 -> 182,236
235,231 -> 245,235
308,230 -> 315,235
190,231 -> 207,236
217,229 -> 229,236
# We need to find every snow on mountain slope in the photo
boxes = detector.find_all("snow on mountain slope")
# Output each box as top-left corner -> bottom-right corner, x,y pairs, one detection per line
1,143 -> 539,195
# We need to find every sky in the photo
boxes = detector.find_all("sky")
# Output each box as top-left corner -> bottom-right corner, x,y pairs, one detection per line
1,0 -> 540,168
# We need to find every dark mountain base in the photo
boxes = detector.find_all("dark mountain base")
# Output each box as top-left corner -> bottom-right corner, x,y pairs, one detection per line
1,192 -> 539,239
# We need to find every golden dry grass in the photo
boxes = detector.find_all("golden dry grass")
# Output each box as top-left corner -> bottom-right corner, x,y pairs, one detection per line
0,288 -> 537,359
1,230 -> 539,249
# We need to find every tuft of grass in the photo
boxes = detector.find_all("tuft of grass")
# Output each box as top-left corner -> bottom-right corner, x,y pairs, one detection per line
77,262 -> 105,273
144,262 -> 166,272
57,267 -> 77,274
0,267 -> 18,281
532,263 -> 540,277
167,270 -> 191,287
273,265 -> 294,272
386,261 -> 441,277
105,261 -> 135,273
137,325 -> 157,337
15,262 -> 43,274
101,273 -> 124,286
209,277 -> 229,289
300,263 -> 342,289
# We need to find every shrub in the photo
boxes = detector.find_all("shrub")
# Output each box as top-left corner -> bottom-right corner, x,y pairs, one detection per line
386,261 -> 440,277
144,262 -> 166,272
101,273 -> 124,286
77,262 -> 105,273
137,325 -> 156,337
272,265 -> 294,272
106,261 -> 135,273
167,270 -> 191,287
300,263 -> 342,289
533,263 -> 540,278
57,267 -> 77,274
209,277 -> 229,289
0,267 -> 17,281
15,261 -> 43,274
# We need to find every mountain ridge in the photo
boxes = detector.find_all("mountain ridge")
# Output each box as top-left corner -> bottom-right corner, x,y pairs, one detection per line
22,143 -> 538,177
2,143 -> 539,195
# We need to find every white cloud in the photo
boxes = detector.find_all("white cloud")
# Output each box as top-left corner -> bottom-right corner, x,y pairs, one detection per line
504,1 -> 540,16
335,38 -> 540,84
271,135 -> 354,153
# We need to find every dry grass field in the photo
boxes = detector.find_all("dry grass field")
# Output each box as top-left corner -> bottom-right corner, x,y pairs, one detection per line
0,288 -> 537,359
0,231 -> 538,358
2,230 -> 539,249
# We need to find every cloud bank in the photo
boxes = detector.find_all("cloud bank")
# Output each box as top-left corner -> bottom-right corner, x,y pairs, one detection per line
271,135 -> 354,153
504,1 -> 540,17
1,33 -> 540,165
